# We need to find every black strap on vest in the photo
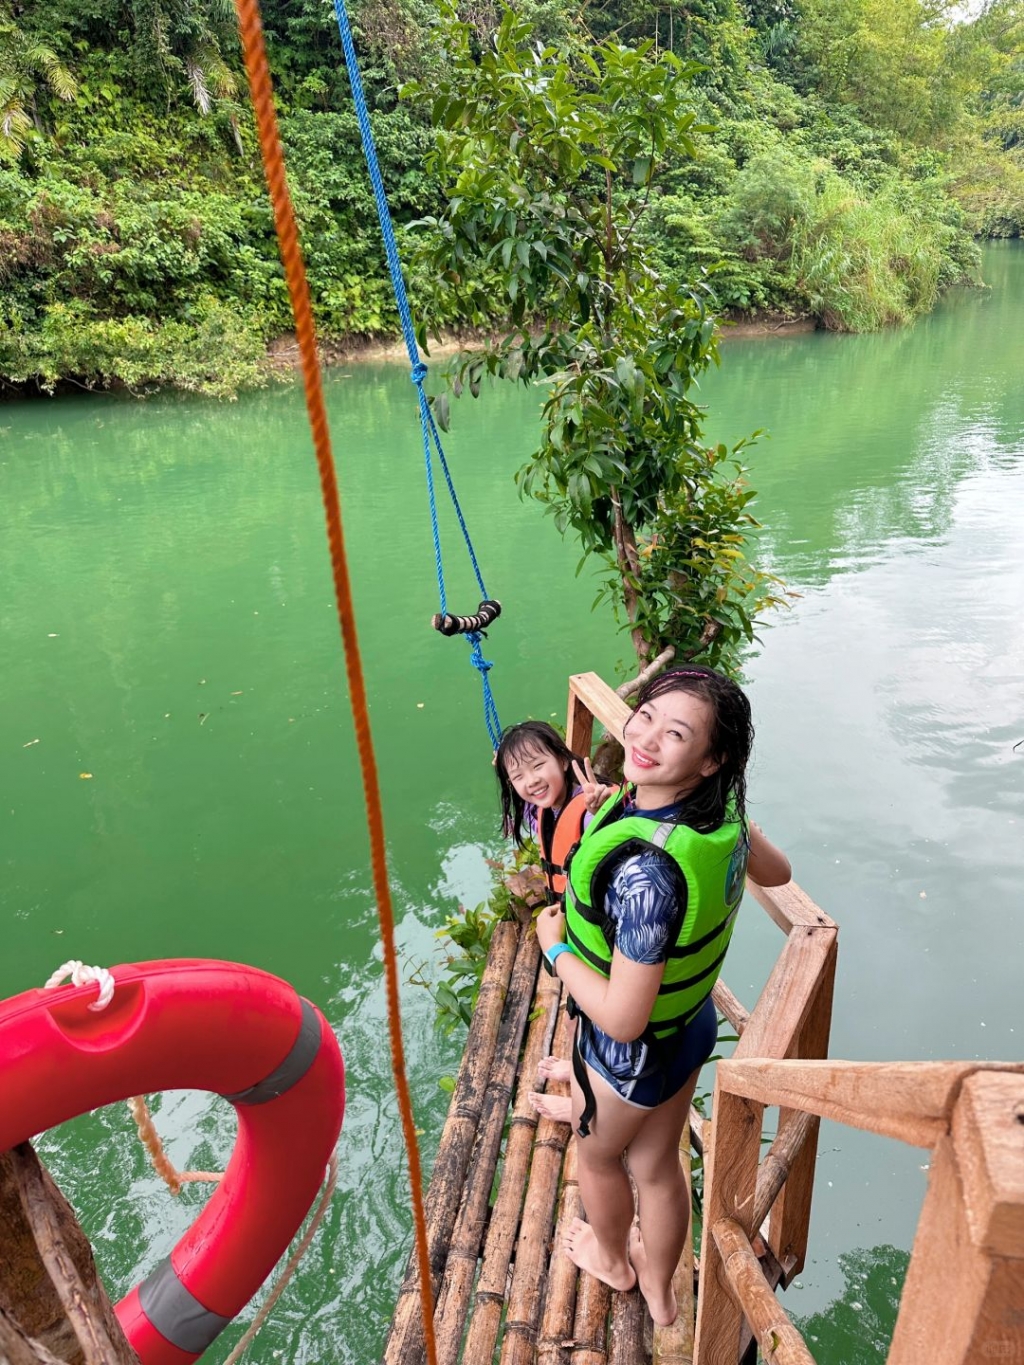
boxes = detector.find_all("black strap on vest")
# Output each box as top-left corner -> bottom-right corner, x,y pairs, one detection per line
571,1012 -> 597,1138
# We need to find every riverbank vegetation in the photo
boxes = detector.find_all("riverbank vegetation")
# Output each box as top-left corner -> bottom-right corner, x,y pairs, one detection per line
1,0 -> 1022,395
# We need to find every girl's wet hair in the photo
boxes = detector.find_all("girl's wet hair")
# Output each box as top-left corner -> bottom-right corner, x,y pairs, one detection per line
630,666 -> 754,832
495,721 -> 582,847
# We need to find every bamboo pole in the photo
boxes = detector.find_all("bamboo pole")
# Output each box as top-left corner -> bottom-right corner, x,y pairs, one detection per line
608,1282 -> 647,1365
502,1001 -> 577,1365
2,1145 -> 139,1365
710,979 -> 749,1036
536,1098 -> 581,1365
383,919 -> 521,1365
459,964 -> 563,1365
432,926 -> 543,1364
710,1219 -> 817,1365
570,1269 -> 611,1364
751,1111 -> 817,1234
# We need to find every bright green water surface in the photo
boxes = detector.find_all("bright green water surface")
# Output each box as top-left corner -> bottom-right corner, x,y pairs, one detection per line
2,243 -> 1022,1364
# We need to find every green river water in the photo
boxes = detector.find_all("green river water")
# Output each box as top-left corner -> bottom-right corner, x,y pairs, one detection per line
2,243 -> 1022,1364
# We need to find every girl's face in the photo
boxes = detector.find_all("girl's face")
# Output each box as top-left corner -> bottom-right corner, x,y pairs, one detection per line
622,688 -> 720,807
503,744 -> 570,810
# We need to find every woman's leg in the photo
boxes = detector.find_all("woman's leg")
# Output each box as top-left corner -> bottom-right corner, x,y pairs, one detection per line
563,1062 -> 651,1292
622,1066 -> 702,1326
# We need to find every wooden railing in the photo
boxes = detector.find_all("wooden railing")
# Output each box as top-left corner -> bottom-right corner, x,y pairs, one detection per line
699,1058 -> 1024,1365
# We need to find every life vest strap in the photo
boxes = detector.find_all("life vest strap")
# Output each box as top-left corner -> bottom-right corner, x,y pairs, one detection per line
666,903 -> 740,961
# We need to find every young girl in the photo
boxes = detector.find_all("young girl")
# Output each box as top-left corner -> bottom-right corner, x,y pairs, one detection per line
494,720 -> 614,903
532,666 -> 790,1327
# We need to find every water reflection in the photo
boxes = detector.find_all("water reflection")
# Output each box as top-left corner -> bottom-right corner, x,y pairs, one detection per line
796,1245 -> 910,1365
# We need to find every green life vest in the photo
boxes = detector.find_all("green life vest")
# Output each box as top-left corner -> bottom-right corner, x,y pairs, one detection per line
564,789 -> 749,1040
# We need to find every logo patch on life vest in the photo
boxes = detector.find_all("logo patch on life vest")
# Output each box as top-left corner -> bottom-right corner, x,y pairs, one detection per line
724,836 -> 750,908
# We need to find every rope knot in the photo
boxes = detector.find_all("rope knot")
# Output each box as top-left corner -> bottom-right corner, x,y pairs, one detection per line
44,960 -> 115,1011
467,633 -> 494,673
409,361 -> 428,386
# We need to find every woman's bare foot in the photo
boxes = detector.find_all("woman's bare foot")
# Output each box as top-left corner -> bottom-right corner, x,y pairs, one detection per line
527,1091 -> 573,1123
563,1218 -> 636,1293
537,1055 -> 571,1084
628,1225 -> 678,1327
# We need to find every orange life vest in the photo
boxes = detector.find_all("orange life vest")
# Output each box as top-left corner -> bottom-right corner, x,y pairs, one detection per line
537,790 -> 589,898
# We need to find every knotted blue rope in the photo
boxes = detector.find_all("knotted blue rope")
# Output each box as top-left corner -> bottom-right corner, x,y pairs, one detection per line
331,0 -> 501,748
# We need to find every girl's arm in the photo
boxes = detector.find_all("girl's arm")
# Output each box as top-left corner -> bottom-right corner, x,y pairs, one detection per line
535,905 -> 662,1042
747,821 -> 791,887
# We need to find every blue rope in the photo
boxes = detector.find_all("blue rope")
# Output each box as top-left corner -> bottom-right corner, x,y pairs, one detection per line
331,0 -> 501,746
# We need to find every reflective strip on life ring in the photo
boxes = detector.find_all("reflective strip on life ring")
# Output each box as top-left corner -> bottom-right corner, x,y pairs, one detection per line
0,959 -> 345,1365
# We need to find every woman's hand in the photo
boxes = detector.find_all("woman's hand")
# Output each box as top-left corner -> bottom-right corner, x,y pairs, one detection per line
572,757 -> 616,815
534,903 -> 566,954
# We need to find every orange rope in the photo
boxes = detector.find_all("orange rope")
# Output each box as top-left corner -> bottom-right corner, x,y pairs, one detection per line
232,5 -> 437,1362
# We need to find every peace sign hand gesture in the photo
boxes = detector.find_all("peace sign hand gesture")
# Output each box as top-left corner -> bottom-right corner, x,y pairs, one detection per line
572,757 -> 616,815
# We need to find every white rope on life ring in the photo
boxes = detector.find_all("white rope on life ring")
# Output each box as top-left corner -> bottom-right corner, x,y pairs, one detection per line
43,960 -> 116,1011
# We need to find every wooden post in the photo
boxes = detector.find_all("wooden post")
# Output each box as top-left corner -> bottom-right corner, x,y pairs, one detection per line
0,1145 -> 139,1365
383,919 -> 521,1365
887,1070 -> 1024,1365
767,932 -> 836,1283
566,685 -> 595,758
692,1085 -> 764,1365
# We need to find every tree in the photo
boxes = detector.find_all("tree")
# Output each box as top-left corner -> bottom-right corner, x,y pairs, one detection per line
405,6 -> 785,672
0,3 -> 77,157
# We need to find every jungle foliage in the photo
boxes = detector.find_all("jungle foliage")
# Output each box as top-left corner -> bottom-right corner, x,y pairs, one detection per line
0,0 -> 1022,395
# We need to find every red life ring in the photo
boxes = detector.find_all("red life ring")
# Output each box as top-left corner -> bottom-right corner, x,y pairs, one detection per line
0,959 -> 345,1365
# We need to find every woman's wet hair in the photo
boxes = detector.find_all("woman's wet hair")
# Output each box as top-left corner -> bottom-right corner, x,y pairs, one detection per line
630,666 -> 754,831
495,721 -> 581,847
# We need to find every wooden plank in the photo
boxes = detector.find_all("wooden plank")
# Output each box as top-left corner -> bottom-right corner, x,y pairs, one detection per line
718,1060 -> 1024,1150
887,1129 -> 1024,1365
745,881 -> 836,934
568,673 -> 632,743
710,1220 -> 817,1365
768,932 -> 837,1282
459,961 -> 564,1365
383,919 -> 521,1365
692,1086 -> 763,1365
653,1118 -> 695,1365
734,927 -> 836,1063
502,1002 -> 577,1365
953,1070 -> 1024,1258
432,927 -> 543,1365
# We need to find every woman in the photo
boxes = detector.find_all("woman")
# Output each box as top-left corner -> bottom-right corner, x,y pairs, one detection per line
534,666 -> 790,1325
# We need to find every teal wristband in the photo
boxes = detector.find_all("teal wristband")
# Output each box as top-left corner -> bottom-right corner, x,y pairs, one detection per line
544,942 -> 573,970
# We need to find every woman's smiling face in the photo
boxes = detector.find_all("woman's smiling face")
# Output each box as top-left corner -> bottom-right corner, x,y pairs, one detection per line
504,744 -> 570,810
622,688 -> 720,808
